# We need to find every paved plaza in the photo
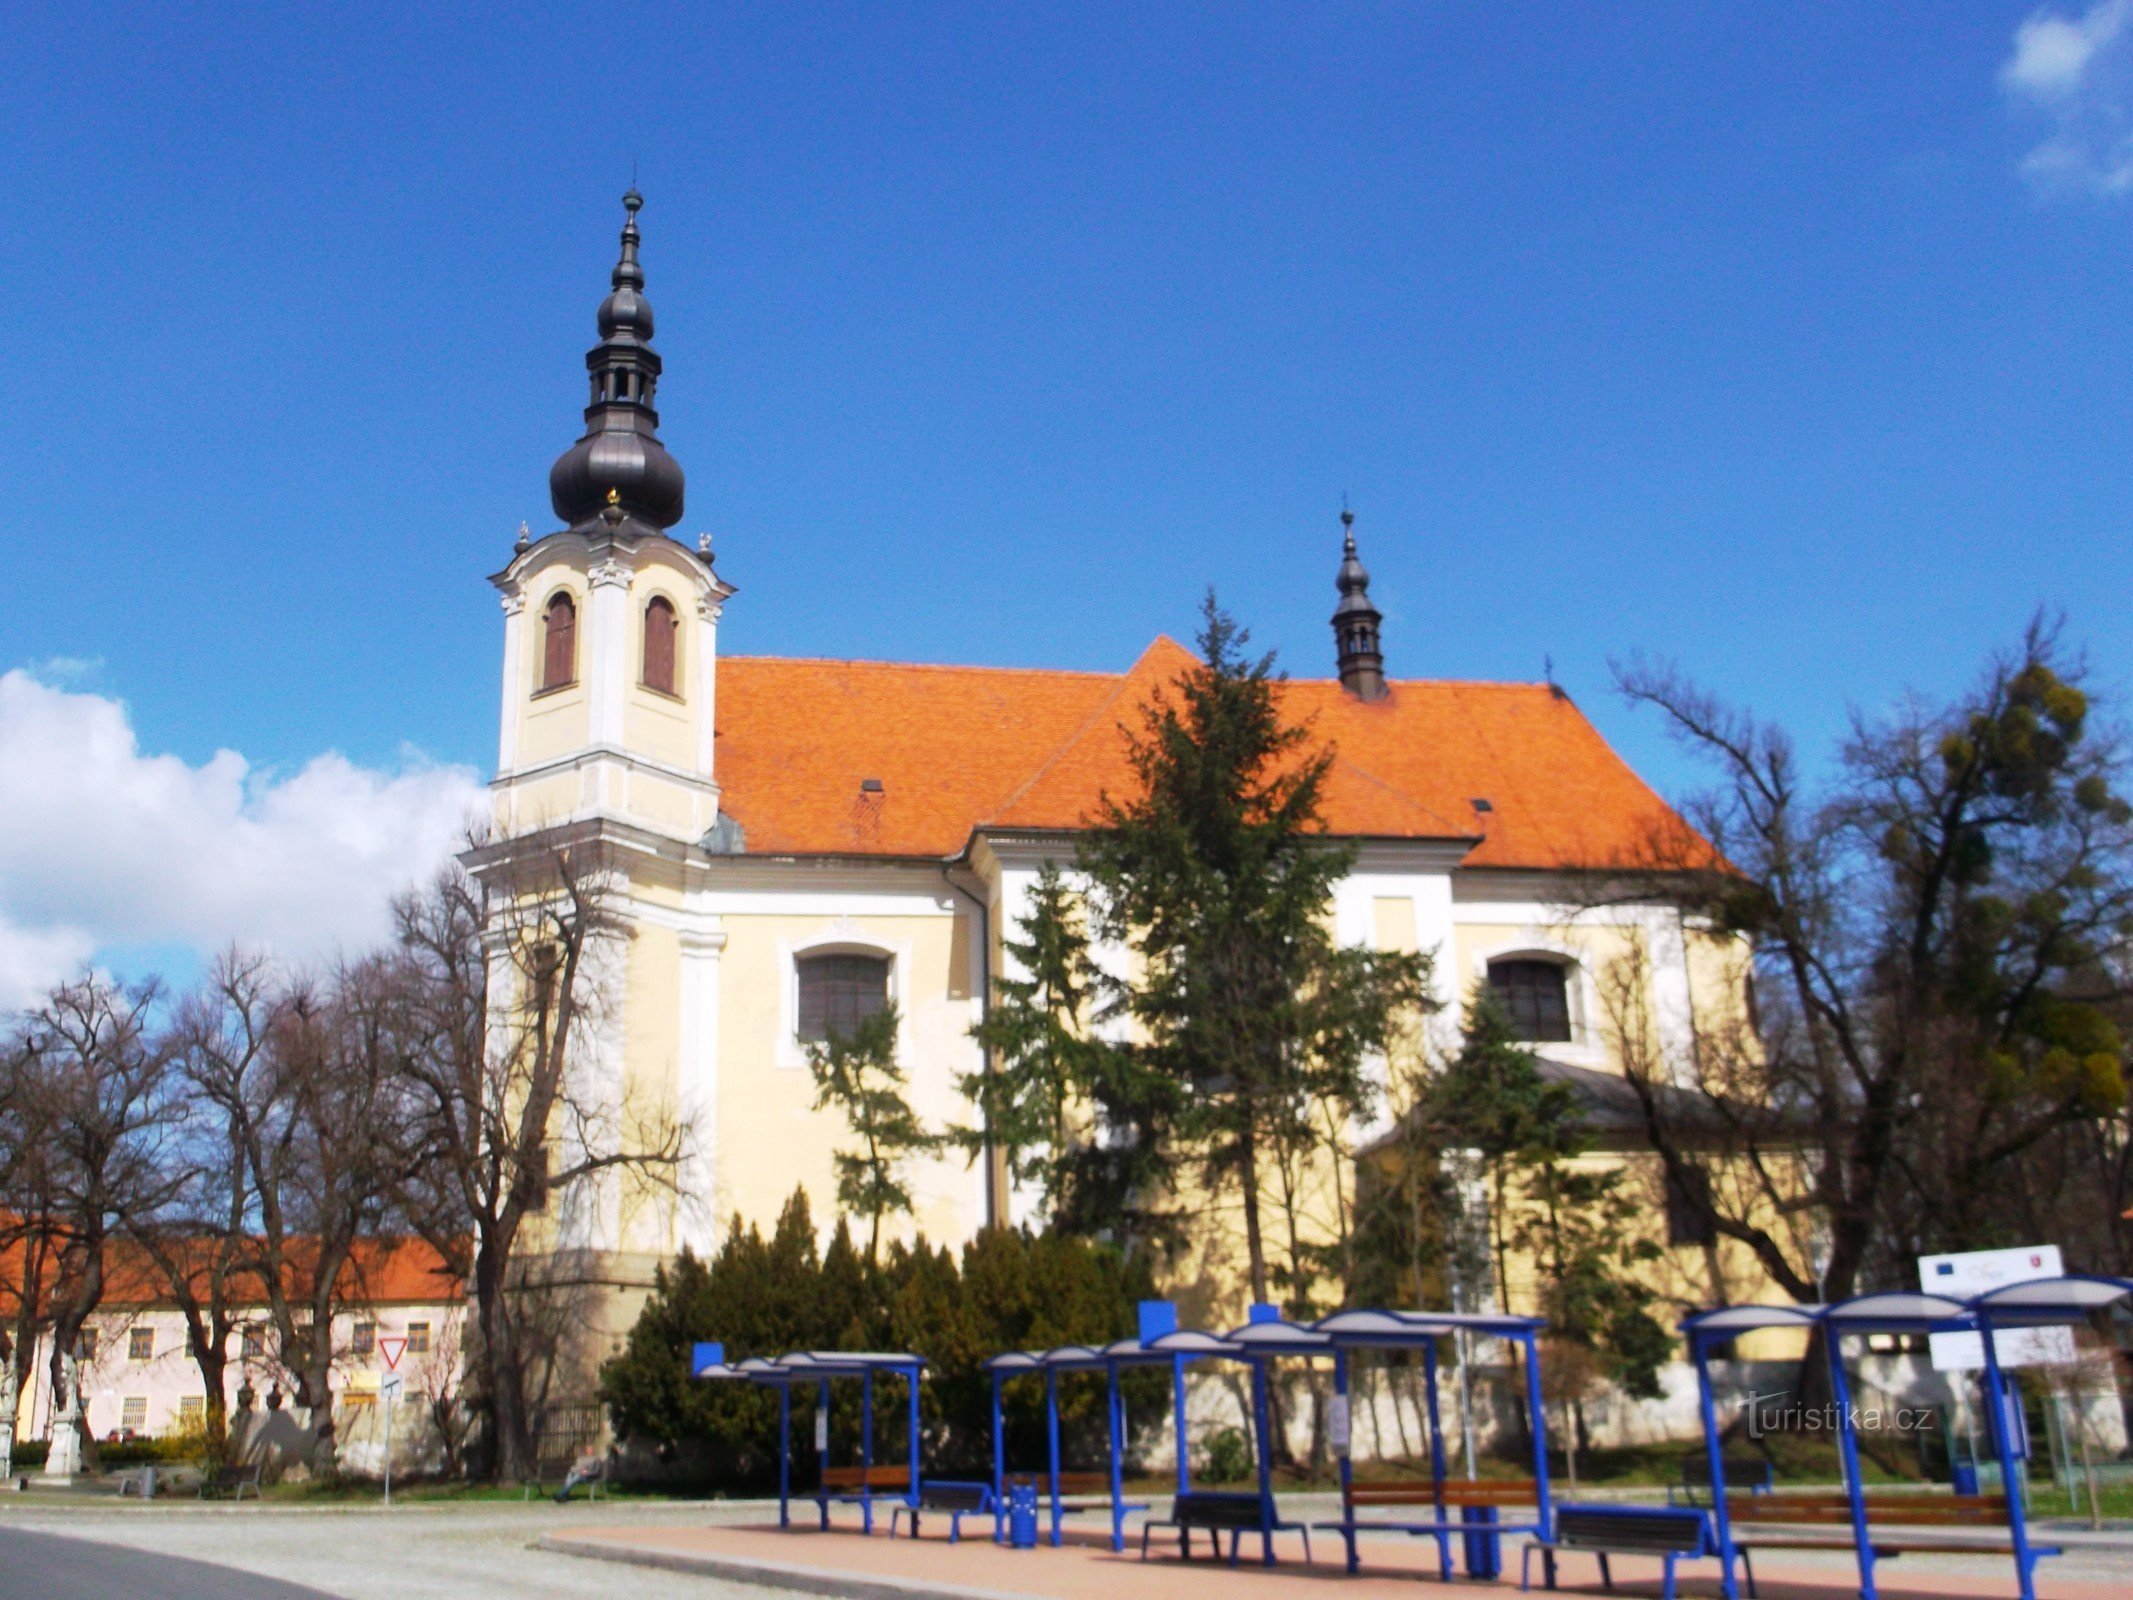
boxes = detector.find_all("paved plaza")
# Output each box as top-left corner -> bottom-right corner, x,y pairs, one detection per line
2,1494 -> 2130,1600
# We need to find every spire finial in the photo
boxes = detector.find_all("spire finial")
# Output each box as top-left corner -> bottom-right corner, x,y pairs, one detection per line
515,520 -> 531,554
548,189 -> 685,538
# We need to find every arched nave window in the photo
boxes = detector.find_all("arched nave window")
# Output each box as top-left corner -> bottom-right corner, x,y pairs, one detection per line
1487,957 -> 1573,1043
797,953 -> 890,1043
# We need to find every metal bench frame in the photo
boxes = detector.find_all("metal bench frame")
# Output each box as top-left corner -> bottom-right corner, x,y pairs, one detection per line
888,1478 -> 996,1544
1521,1504 -> 1716,1600
1140,1488 -> 1313,1567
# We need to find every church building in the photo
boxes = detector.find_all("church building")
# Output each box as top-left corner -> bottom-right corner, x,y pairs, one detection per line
479,194 -> 1752,1357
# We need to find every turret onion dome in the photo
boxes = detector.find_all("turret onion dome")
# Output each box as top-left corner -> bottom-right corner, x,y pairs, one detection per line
548,189 -> 686,538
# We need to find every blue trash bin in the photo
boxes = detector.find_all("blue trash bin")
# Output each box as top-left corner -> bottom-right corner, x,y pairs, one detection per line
1460,1503 -> 1500,1578
1009,1481 -> 1040,1549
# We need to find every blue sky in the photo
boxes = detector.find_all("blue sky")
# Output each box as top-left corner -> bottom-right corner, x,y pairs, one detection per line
3,3 -> 2132,995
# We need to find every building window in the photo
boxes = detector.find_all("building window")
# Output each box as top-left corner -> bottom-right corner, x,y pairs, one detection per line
1487,958 -> 1574,1043
797,953 -> 891,1043
642,595 -> 679,695
177,1395 -> 205,1426
406,1321 -> 432,1355
541,592 -> 577,691
75,1329 -> 98,1360
353,1321 -> 376,1357
121,1396 -> 148,1432
128,1328 -> 154,1362
242,1326 -> 265,1358
1666,1166 -> 1717,1248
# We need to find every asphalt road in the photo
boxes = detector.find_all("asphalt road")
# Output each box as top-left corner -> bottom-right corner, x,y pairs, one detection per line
0,1525 -> 344,1600
0,1501 -> 815,1600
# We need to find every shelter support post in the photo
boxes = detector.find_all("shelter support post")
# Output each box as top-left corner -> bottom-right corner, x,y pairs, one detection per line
1523,1330 -> 1554,1537
862,1368 -> 877,1535
906,1361 -> 922,1524
1979,1313 -> 2040,1600
1107,1360 -> 1128,1552
1046,1366 -> 1063,1547
991,1372 -> 1006,1542
778,1383 -> 791,1528
818,1380 -> 832,1530
1824,1330 -> 1879,1600
1423,1337 -> 1454,1581
1173,1354 -> 1190,1496
1692,1335 -> 1739,1600
1249,1357 -> 1277,1566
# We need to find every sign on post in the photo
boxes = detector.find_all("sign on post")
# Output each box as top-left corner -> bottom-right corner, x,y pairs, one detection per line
379,1373 -> 405,1401
377,1334 -> 409,1371
1919,1245 -> 2075,1370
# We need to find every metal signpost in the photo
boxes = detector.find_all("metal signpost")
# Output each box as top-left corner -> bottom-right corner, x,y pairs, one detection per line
378,1336 -> 408,1506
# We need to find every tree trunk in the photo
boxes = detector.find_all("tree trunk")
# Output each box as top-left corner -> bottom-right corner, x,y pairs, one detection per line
197,1351 -> 229,1464
479,1250 -> 536,1482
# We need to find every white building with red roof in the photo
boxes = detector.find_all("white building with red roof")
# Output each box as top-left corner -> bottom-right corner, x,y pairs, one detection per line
478,195 -> 1762,1376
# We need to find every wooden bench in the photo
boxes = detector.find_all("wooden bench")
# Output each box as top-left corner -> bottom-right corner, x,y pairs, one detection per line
1521,1505 -> 1715,1600
1667,1452 -> 1775,1506
1718,1492 -> 2062,1597
1316,1477 -> 1545,1577
889,1479 -> 995,1543
1141,1488 -> 1312,1567
199,1462 -> 263,1501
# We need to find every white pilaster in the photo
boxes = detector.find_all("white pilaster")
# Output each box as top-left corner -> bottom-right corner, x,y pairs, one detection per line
695,591 -> 721,781
1645,907 -> 1699,1086
587,558 -> 633,750
675,920 -> 726,1256
496,590 -> 524,774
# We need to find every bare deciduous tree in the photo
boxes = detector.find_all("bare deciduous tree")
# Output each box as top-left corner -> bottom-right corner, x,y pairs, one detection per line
1606,620 -> 2133,1317
395,842 -> 686,1482
8,976 -> 185,1476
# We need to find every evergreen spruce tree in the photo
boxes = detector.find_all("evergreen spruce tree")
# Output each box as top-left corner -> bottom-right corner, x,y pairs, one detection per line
806,1008 -> 941,1261
1083,596 -> 1427,1301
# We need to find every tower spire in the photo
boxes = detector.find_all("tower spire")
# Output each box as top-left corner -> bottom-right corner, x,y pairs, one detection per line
1331,504 -> 1387,701
547,189 -> 686,540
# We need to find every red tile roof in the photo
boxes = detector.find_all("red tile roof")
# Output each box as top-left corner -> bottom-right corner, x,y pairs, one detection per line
0,1227 -> 463,1314
714,639 -> 1702,871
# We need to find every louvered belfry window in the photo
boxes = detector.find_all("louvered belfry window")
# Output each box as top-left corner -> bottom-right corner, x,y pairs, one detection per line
542,593 -> 577,690
643,595 -> 679,694
797,953 -> 890,1043
1487,958 -> 1573,1043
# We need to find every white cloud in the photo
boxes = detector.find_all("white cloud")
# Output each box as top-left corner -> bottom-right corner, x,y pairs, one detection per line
0,670 -> 484,1012
2002,1 -> 2133,197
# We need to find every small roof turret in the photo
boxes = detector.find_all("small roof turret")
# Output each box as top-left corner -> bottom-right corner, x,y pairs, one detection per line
1331,505 -> 1386,701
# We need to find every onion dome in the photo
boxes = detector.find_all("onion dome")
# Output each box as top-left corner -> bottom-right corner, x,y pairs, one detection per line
1331,506 -> 1386,701
548,189 -> 686,537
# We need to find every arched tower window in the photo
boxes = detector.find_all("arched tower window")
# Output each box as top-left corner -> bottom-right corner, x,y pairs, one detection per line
1487,957 -> 1573,1043
541,593 -> 577,691
642,595 -> 679,695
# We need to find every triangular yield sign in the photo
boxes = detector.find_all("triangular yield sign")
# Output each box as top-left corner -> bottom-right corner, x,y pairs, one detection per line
377,1334 -> 408,1371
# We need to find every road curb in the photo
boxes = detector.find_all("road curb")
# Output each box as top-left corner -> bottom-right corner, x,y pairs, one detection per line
537,1532 -> 1042,1600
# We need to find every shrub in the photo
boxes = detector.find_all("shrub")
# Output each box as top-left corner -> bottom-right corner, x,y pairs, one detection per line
600,1187 -> 1160,1489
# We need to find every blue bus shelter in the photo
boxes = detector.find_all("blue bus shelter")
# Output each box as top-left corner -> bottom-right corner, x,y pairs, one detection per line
1680,1274 -> 2133,1600
694,1343 -> 926,1534
983,1302 -> 1233,1551
1162,1306 -> 1555,1575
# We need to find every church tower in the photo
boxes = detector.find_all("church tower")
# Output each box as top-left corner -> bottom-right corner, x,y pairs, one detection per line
490,190 -> 732,843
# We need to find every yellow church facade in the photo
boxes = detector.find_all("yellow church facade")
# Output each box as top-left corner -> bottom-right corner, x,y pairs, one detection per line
479,194 -> 1786,1384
